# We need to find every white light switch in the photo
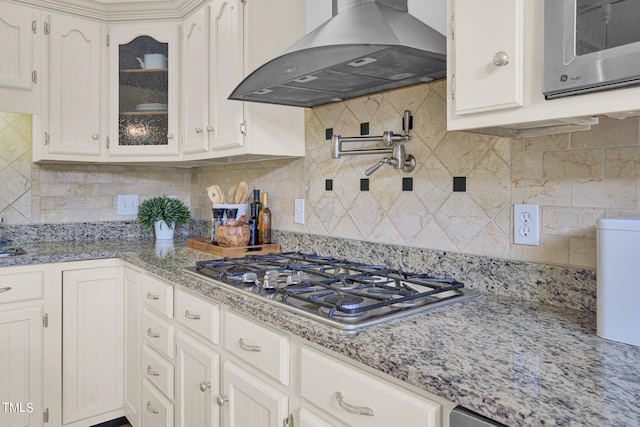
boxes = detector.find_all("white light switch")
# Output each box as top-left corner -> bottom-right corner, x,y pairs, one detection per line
117,195 -> 139,215
294,198 -> 305,224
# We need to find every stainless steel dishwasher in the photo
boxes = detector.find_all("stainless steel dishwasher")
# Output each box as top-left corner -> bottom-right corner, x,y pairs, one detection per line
450,406 -> 506,427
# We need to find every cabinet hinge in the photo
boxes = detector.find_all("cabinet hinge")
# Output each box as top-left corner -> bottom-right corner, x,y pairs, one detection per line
283,414 -> 293,427
32,20 -> 37,34
43,408 -> 49,423
44,131 -> 50,145
240,121 -> 247,136
240,0 -> 246,4
106,136 -> 110,149
32,70 -> 38,84
451,74 -> 455,101
44,21 -> 50,35
450,13 -> 455,42
106,34 -> 110,47
42,313 -> 48,328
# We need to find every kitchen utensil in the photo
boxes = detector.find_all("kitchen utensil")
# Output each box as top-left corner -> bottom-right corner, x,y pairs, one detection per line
207,185 -> 224,204
228,184 -> 238,204
236,182 -> 249,204
211,207 -> 226,243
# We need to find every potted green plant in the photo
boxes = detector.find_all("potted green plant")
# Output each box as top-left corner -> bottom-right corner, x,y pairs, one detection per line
137,195 -> 192,240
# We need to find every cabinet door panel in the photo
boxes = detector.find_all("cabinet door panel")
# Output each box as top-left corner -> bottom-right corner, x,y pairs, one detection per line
46,13 -> 104,157
0,305 -> 43,427
453,0 -> 523,114
62,266 -> 124,425
0,4 -> 36,91
182,6 -> 211,154
222,362 -> 288,427
175,331 -> 220,427
210,0 -> 244,151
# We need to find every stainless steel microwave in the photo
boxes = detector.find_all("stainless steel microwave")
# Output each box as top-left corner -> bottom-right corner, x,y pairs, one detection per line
543,0 -> 640,99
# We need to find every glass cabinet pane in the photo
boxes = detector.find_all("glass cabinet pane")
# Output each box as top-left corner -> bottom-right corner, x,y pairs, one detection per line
118,36 -> 169,146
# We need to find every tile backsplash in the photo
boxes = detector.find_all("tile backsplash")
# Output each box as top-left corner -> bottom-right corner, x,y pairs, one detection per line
3,79 -> 639,270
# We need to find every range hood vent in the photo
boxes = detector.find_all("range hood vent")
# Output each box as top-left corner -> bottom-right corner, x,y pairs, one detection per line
228,0 -> 446,108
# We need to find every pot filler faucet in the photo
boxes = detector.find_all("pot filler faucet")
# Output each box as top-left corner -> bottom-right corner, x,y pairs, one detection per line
331,110 -> 416,176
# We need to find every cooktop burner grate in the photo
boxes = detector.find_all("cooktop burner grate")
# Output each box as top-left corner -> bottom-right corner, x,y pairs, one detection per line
188,252 -> 480,331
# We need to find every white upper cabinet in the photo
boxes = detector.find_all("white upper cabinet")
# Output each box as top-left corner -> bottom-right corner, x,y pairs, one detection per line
182,0 -> 305,163
181,0 -> 245,158
451,0 -> 523,115
446,0 -> 640,137
0,2 -> 41,114
108,23 -> 181,160
33,12 -> 107,162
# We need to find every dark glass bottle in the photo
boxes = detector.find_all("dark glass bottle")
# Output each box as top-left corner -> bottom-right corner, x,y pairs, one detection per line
248,189 -> 261,245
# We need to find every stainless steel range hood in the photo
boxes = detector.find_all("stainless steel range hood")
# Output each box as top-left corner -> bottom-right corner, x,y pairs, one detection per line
228,0 -> 446,108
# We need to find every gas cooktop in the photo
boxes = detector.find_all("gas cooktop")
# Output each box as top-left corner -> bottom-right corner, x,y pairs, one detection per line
186,252 -> 480,331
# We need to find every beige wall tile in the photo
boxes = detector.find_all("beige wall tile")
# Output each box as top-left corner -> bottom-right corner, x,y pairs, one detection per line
572,179 -> 638,209
605,146 -> 640,177
542,149 -> 603,179
571,117 -> 640,149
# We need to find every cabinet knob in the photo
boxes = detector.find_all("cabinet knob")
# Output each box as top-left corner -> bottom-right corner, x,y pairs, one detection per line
195,128 -> 203,134
199,381 -> 211,392
216,395 -> 229,406
92,133 -> 100,140
167,133 -> 174,139
206,126 -> 214,133
492,51 -> 510,67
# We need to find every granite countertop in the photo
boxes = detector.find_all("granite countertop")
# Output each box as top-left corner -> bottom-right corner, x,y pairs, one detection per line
2,239 -> 639,427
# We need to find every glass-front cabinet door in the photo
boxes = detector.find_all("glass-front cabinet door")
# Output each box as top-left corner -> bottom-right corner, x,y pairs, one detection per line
108,24 -> 180,158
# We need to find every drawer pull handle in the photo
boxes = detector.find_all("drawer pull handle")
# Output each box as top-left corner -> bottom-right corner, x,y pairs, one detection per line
216,395 -> 228,406
0,287 -> 12,293
239,338 -> 261,352
146,401 -> 159,414
199,381 -> 211,392
185,310 -> 201,320
335,392 -> 374,416
146,292 -> 160,300
146,365 -> 160,377
147,328 -> 160,338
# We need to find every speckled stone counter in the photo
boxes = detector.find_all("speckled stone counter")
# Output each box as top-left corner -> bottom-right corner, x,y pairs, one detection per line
1,239 -> 638,427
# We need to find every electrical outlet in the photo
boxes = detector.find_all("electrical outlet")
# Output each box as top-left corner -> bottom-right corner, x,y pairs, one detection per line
294,198 -> 305,224
117,195 -> 139,215
514,204 -> 540,246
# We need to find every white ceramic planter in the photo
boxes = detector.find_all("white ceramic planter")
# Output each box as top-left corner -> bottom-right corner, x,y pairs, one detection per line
154,220 -> 175,240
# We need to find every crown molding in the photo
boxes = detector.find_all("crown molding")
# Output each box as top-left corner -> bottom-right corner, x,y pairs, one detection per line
9,0 -> 208,21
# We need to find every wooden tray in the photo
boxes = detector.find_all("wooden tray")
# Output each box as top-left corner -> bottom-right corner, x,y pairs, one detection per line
187,238 -> 280,257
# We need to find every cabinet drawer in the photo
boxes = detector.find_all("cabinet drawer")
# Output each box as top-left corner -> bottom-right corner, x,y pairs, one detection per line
224,311 -> 289,386
142,345 -> 174,400
0,266 -> 45,304
142,379 -> 174,427
142,309 -> 175,360
175,289 -> 220,344
142,274 -> 173,319
300,347 -> 441,427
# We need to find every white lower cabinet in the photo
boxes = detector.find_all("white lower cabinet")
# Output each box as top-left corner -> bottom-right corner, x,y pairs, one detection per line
61,262 -> 125,426
299,346 -> 442,427
124,266 -> 142,427
175,331 -> 220,427
1,259 -> 453,427
221,362 -> 289,427
142,379 -> 174,427
0,264 -> 50,427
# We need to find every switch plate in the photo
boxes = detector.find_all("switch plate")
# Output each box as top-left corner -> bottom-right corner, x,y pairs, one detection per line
513,204 -> 540,246
294,198 -> 305,224
117,195 -> 139,215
